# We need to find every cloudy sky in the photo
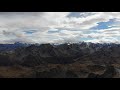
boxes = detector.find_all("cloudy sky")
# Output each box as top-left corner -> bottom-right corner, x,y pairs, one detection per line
0,12 -> 120,44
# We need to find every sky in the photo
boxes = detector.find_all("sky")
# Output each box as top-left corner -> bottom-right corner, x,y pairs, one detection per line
0,12 -> 120,44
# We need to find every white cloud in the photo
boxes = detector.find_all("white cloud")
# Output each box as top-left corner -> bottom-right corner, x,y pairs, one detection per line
0,12 -> 120,44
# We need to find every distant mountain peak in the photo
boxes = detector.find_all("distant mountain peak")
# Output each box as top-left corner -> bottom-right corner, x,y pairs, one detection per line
14,42 -> 23,45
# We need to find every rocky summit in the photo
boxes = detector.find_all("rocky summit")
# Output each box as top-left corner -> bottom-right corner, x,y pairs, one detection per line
0,42 -> 120,78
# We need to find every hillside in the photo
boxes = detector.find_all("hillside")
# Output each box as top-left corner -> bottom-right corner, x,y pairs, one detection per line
0,42 -> 120,78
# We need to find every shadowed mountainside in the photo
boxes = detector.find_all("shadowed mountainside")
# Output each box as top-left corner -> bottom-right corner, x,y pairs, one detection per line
0,42 -> 120,78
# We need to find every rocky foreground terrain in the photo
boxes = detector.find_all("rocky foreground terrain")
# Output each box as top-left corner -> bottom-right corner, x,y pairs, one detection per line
0,42 -> 120,78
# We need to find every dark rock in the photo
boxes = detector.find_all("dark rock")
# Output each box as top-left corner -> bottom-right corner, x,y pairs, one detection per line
87,73 -> 98,78
87,65 -> 105,72
35,66 -> 65,78
66,70 -> 78,78
99,65 -> 116,78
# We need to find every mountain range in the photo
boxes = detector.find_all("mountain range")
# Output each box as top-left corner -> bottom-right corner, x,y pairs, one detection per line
0,42 -> 120,78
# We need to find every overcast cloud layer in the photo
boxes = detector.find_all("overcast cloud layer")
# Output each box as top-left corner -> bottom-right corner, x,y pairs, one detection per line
0,12 -> 120,44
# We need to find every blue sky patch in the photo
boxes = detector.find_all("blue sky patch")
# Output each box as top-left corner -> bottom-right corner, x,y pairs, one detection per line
92,19 -> 115,30
24,30 -> 37,34
67,12 -> 82,18
80,37 -> 94,41
48,29 -> 59,33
